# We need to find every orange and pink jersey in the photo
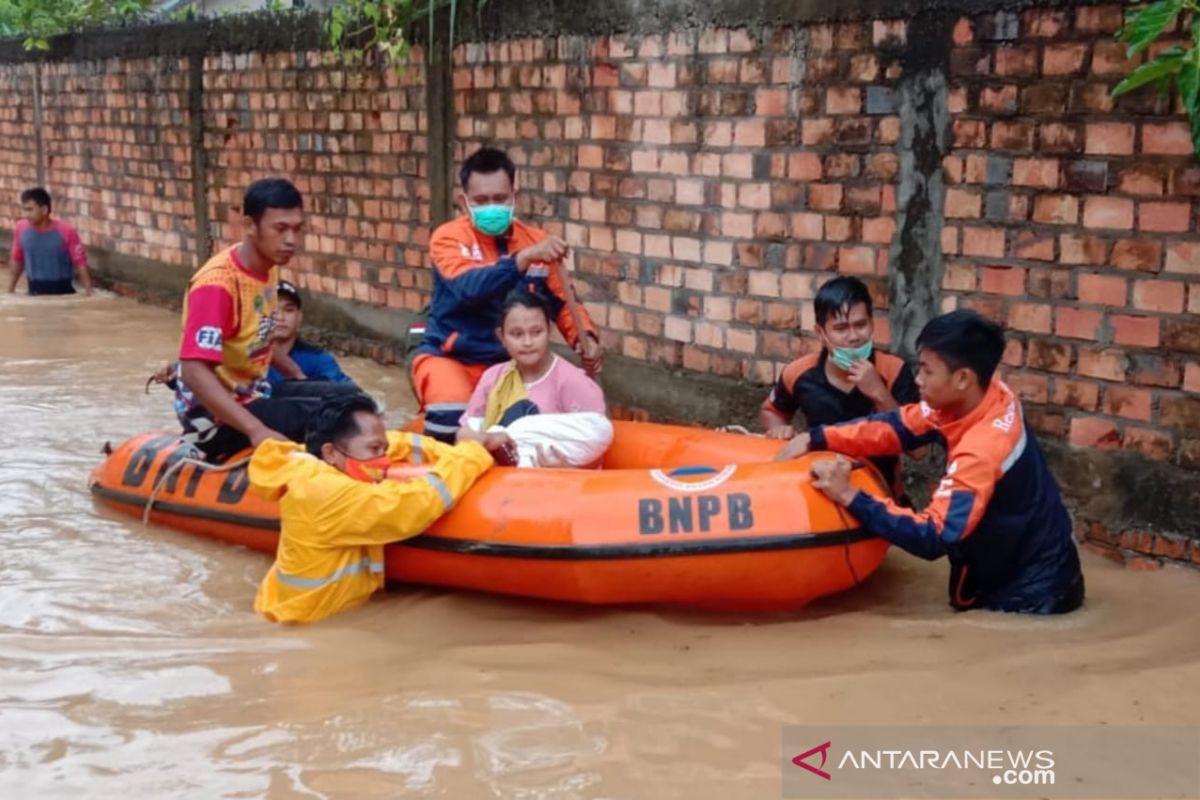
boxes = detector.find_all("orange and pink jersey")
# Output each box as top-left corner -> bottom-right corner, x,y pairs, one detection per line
176,245 -> 278,415
811,380 -> 1083,614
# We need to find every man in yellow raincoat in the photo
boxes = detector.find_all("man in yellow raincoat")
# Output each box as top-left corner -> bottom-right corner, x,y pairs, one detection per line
248,393 -> 497,623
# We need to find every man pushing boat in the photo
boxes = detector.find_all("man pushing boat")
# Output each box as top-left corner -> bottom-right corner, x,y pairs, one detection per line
777,310 -> 1085,615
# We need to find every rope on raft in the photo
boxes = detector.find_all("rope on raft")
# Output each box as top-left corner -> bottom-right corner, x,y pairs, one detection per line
716,424 -> 764,438
143,454 -> 251,525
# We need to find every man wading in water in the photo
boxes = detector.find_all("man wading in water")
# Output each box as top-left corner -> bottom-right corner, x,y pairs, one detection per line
777,310 -> 1084,615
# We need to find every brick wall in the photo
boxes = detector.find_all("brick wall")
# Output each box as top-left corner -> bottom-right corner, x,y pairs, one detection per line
203,48 -> 429,308
0,64 -> 39,227
40,56 -> 196,267
450,6 -> 1199,478
944,6 -> 1200,470
0,2 -> 1198,566
453,26 -> 904,384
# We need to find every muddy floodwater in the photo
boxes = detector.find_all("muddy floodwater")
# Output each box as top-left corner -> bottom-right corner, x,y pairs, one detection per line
2,281 -> 1199,799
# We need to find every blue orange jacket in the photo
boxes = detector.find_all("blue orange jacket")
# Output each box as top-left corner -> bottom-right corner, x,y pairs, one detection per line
417,216 -> 596,365
812,380 -> 1084,614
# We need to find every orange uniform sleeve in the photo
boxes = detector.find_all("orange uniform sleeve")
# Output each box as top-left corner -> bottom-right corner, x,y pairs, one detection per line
812,402 -> 940,458
846,448 -> 996,559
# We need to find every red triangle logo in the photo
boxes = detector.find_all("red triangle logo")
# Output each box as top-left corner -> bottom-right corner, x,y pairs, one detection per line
792,741 -> 832,780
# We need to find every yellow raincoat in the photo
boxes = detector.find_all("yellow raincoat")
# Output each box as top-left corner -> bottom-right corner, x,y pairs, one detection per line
248,431 -> 493,624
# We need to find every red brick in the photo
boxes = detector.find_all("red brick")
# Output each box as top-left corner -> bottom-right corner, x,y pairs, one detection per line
988,121 -> 1032,150
1007,372 -> 1050,404
1028,340 -> 1073,373
952,18 -> 973,45
1014,231 -> 1055,261
1133,279 -> 1186,313
1165,242 -> 1200,275
1111,240 -> 1163,273
996,46 -> 1039,77
1085,123 -> 1135,155
964,155 -> 988,185
1013,158 -> 1060,188
809,184 -> 843,211
755,87 -> 788,117
791,212 -> 824,241
1143,122 -> 1193,155
1078,347 -> 1129,381
942,261 -> 975,291
945,188 -> 981,219
839,246 -> 876,274
1055,307 -> 1104,340
1069,416 -> 1122,449
1059,235 -> 1110,266
1082,196 -> 1134,230
1118,165 -> 1165,196
1007,302 -> 1052,333
1077,273 -> 1127,306
955,119 -> 988,149
827,87 -> 862,115
1156,311 -> 1200,351
1112,314 -> 1161,348
942,227 -> 961,257
981,85 -> 1018,114
873,19 -> 907,44
848,53 -> 879,82
1053,379 -> 1100,411
788,152 -> 823,181
1103,385 -> 1153,421
1139,201 -> 1191,233
1032,194 -> 1079,224
1152,532 -> 1190,559
1025,9 -> 1067,37
1076,6 -> 1125,35
1125,557 -> 1163,572
1161,396 -> 1200,429
1092,41 -> 1138,75
1043,43 -> 1087,75
1003,339 -> 1025,367
963,228 -> 1006,258
1124,427 -> 1175,461
1130,353 -> 1182,388
1185,362 -> 1200,393
1039,123 -> 1083,152
981,265 -> 1026,295
863,217 -> 896,243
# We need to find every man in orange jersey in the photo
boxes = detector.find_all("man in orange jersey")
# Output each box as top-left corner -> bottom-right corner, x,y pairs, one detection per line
174,178 -> 320,462
777,310 -> 1084,614
761,276 -> 919,497
411,147 -> 603,441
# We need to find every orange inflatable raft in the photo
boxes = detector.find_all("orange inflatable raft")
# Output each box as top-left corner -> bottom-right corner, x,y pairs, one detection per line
89,421 -> 890,611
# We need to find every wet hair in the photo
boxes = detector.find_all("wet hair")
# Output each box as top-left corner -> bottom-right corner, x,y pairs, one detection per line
916,309 -> 1007,388
500,288 -> 552,328
21,187 -> 51,210
460,147 -> 516,190
243,178 -> 303,223
813,276 -> 873,327
306,393 -> 381,457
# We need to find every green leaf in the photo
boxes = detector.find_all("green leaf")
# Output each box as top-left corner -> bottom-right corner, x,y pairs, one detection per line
1121,0 -> 1185,56
1112,47 -> 1186,95
1179,59 -> 1200,157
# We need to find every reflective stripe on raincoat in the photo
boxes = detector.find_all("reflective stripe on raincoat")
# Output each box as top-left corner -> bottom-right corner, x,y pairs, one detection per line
249,431 -> 493,623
